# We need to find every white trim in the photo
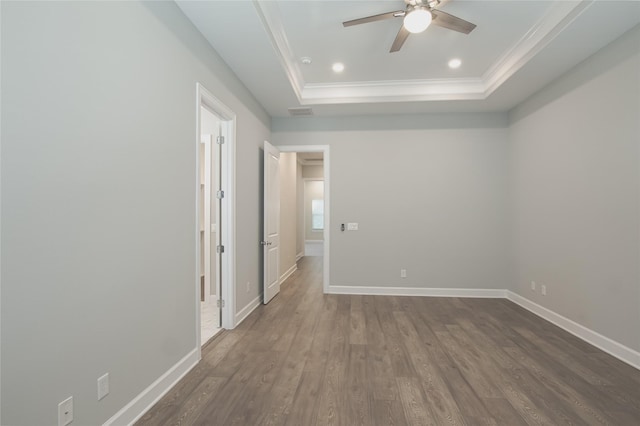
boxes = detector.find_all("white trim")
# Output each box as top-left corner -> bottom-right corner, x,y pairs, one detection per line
103,348 -> 199,426
295,251 -> 304,261
305,240 -> 323,244
301,78 -> 485,104
324,284 -> 639,369
328,285 -> 507,298
506,291 -> 640,370
196,83 -> 237,333
254,0 -> 592,105
235,295 -> 262,326
280,263 -> 297,283
252,0 -> 304,102
276,145 -> 330,294
482,0 -> 592,95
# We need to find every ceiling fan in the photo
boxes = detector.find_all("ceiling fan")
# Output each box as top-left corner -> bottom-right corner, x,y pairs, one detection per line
343,0 -> 476,53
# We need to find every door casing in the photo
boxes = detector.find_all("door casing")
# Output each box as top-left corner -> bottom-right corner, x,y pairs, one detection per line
196,84 -> 237,351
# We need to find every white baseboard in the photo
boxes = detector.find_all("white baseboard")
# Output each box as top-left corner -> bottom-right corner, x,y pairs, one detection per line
506,291 -> 640,370
104,347 -> 200,426
280,264 -> 297,283
296,251 -> 304,261
328,285 -> 638,370
328,285 -> 507,298
235,295 -> 262,326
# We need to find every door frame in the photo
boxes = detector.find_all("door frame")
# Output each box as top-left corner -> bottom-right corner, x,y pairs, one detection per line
277,145 -> 330,293
196,83 -> 236,351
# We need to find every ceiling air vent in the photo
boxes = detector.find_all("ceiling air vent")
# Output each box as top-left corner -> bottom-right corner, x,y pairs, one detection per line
288,107 -> 314,117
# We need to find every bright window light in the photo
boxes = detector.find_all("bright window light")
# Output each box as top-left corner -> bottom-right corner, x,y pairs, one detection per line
312,199 -> 324,230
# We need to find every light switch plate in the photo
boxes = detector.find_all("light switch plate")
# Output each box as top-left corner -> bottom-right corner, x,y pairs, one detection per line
98,373 -> 109,400
58,396 -> 73,426
347,223 -> 358,231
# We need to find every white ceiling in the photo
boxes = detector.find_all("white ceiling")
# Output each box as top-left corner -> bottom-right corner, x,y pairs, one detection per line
176,0 -> 640,117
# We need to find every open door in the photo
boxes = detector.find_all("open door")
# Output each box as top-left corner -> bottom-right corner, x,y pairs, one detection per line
262,141 -> 280,304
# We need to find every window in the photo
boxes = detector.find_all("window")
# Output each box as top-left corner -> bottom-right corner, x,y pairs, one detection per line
312,199 -> 324,231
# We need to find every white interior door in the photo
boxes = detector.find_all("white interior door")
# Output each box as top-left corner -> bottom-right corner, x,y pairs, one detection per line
263,141 -> 280,304
201,135 -> 213,305
213,125 -> 222,327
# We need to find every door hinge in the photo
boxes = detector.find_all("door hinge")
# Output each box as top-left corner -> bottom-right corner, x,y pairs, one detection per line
216,190 -> 224,199
217,245 -> 225,254
216,136 -> 225,145
216,299 -> 225,308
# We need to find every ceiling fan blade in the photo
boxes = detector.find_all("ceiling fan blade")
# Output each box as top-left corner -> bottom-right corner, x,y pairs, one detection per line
431,10 -> 476,34
343,10 -> 405,27
390,25 -> 410,53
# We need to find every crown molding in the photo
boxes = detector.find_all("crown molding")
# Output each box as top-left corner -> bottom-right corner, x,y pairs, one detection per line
253,0 -> 305,102
254,0 -> 593,105
301,78 -> 485,104
482,0 -> 593,96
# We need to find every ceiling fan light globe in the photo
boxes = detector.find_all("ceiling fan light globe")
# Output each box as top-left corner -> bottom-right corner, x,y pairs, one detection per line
403,8 -> 432,34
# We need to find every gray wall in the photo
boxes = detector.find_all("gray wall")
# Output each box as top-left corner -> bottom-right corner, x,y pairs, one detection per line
0,2 -> 269,424
302,165 -> 324,179
272,121 -> 511,290
508,26 -> 640,352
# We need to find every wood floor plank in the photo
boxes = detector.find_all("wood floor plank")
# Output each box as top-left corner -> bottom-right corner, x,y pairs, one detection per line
434,328 -> 504,399
371,400 -> 408,426
481,398 -> 528,426
393,311 -> 466,426
345,344 -> 372,426
161,377 -> 227,426
396,376 -> 437,426
137,256 -> 640,426
349,309 -> 367,345
315,306 -> 350,426
284,370 -> 323,426
365,345 -> 398,401
448,323 -> 585,425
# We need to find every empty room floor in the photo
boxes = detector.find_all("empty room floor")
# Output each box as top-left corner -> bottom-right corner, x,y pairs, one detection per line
138,256 -> 640,425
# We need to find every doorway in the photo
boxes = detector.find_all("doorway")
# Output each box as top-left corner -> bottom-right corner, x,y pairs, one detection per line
196,84 -> 236,350
199,108 -> 221,345
276,145 -> 330,294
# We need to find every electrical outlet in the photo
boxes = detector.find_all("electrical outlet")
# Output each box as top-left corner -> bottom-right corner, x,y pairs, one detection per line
246,281 -> 250,293
541,284 -> 547,296
531,281 -> 536,291
400,269 -> 407,278
98,373 -> 109,400
58,396 -> 73,426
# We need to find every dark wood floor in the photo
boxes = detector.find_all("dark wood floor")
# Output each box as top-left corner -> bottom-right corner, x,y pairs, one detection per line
138,256 -> 640,425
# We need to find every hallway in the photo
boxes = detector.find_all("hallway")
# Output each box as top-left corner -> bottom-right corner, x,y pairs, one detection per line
138,256 -> 640,425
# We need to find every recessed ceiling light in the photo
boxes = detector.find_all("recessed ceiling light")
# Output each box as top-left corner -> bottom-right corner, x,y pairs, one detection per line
448,58 -> 462,69
301,57 -> 312,65
332,62 -> 345,73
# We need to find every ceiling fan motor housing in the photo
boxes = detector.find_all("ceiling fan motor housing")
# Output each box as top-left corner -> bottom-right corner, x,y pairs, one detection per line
408,0 -> 441,8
